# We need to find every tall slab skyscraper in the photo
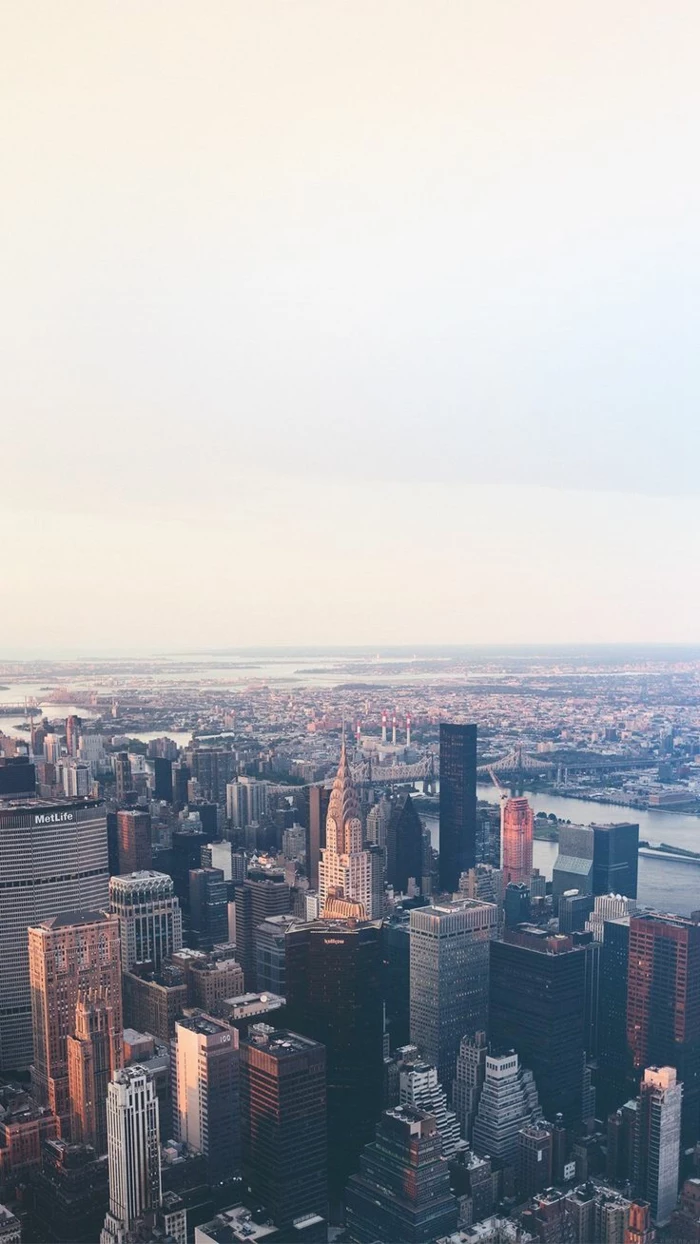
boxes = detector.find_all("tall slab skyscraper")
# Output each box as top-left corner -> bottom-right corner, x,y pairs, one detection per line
438,724 -> 477,893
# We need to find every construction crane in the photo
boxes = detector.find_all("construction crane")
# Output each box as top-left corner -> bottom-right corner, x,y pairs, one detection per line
487,765 -> 508,807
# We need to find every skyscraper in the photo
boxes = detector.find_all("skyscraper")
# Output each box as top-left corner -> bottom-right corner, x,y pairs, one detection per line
109,870 -> 183,973
345,1105 -> 459,1244
452,1030 -> 487,1142
101,1066 -> 161,1241
240,1025 -> 327,1229
397,1055 -> 460,1157
500,797 -> 534,887
410,899 -> 497,1093
234,866 -> 291,988
438,723 -> 477,893
29,911 -> 122,1131
67,991 -> 122,1153
591,822 -> 639,899
285,916 -> 384,1209
386,795 -> 424,895
114,753 -> 132,803
489,926 -> 587,1125
627,912 -> 700,1143
188,867 -> 228,950
597,916 -> 632,1117
471,1050 -> 541,1170
307,782 -> 331,890
0,798 -> 110,1070
318,743 -> 372,917
171,1012 -> 240,1185
636,1066 -> 682,1226
116,809 -> 152,875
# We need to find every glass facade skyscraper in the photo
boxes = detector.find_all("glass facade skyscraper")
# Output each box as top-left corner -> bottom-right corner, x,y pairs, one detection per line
438,723 -> 477,893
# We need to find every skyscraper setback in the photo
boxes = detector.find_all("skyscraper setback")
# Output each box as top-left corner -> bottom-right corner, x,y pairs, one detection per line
438,723 -> 477,893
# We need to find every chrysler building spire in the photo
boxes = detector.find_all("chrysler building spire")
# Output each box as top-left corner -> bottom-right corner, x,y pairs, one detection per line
319,739 -> 373,918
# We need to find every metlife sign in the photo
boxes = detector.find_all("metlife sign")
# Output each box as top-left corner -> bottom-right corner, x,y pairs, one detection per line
33,811 -> 75,826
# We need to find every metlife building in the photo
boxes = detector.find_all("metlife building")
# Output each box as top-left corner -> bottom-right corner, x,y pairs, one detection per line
0,798 -> 109,1070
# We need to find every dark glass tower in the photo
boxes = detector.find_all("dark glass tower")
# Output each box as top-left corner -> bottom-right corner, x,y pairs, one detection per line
285,917 -> 384,1212
188,867 -> 228,950
627,912 -> 700,1144
240,1025 -> 327,1230
597,917 -> 632,1117
386,795 -> 424,895
345,1105 -> 458,1244
438,723 -> 477,893
592,822 -> 639,898
489,927 -> 586,1126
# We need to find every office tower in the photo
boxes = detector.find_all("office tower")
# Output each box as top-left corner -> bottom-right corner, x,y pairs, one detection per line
285,916 -> 384,1208
517,1122 -> 553,1199
472,1050 -> 541,1170
109,870 -> 183,973
366,794 -> 391,850
189,867 -> 228,949
552,824 -> 594,909
438,723 -> 477,893
559,890 -> 595,934
234,867 -> 292,987
0,755 -> 36,799
116,809 -> 152,874
171,760 -> 190,812
597,916 -> 632,1117
410,899 -> 497,1092
386,795 -> 424,894
670,1177 -> 700,1241
0,1207 -> 20,1244
636,1066 -> 682,1225
318,743 -> 372,917
101,1067 -> 161,1241
501,797 -> 533,887
240,1025 -> 327,1229
452,1031 -> 487,1142
345,1105 -> 459,1244
591,822 -> 639,899
307,782 -> 330,889
67,992 -> 121,1153
123,964 -> 187,1042
255,913 -> 297,995
397,1055 -> 460,1157
0,1084 -> 59,1183
29,912 -> 122,1130
28,1138 -> 110,1244
61,760 -> 91,798
0,797 -> 110,1071
65,715 -> 81,757
187,748 -> 237,806
382,912 -> 411,1050
172,1012 -> 240,1185
489,926 -> 587,1125
627,912 -> 700,1143
587,893 -> 636,941
170,828 -> 207,909
152,756 -> 173,802
226,775 -> 269,828
504,882 -> 530,928
368,843 -> 385,918
114,753 -> 132,803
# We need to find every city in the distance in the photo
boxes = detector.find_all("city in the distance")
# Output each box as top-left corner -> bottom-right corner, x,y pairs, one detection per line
0,645 -> 698,1243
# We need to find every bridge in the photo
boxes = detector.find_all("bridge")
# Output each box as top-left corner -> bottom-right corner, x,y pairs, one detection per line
350,755 -> 434,785
477,746 -> 555,776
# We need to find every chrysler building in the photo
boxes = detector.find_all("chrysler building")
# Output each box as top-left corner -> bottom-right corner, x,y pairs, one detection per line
318,741 -> 373,918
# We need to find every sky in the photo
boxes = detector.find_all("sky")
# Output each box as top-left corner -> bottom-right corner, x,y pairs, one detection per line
2,1 -> 699,653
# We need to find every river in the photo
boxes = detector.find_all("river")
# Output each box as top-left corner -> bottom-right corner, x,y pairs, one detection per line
421,784 -> 700,918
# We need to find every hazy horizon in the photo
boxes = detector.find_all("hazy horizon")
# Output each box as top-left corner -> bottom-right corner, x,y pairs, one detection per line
3,1 -> 699,648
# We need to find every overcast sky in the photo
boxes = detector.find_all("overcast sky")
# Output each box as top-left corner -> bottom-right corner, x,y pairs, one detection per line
2,1 -> 699,653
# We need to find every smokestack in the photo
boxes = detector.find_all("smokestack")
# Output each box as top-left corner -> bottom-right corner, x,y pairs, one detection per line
406,713 -> 411,748
382,712 -> 387,745
392,714 -> 397,747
